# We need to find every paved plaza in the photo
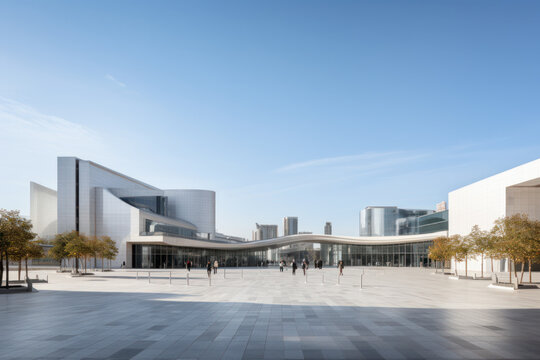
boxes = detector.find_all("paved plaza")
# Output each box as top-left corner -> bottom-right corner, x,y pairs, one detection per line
1,267 -> 540,360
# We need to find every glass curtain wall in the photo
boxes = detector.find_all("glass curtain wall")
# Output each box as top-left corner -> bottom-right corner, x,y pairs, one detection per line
132,241 -> 434,269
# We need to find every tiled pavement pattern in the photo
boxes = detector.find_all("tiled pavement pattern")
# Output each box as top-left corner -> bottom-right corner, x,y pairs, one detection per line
1,268 -> 540,359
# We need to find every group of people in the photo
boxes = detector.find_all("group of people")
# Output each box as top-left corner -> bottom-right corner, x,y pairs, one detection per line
278,258 -> 344,276
186,258 -> 345,278
205,260 -> 219,277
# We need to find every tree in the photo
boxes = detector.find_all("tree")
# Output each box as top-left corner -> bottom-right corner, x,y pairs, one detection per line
456,235 -> 474,277
468,225 -> 490,278
449,235 -> 465,276
101,236 -> 118,270
0,209 -> 35,288
491,214 -> 528,284
87,236 -> 104,271
49,232 -> 76,271
429,236 -> 452,273
24,241 -> 45,279
65,233 -> 90,274
519,217 -> 540,283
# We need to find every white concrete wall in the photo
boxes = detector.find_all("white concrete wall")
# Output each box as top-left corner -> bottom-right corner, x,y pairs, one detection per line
449,158 -> 540,273
30,182 -> 57,240
95,188 -> 140,268
164,190 -> 216,238
57,157 -> 76,234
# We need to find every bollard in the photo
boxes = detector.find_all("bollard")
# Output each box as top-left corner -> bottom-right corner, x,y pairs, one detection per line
224,268 -> 226,279
136,272 -> 138,280
148,272 -> 151,284
360,274 -> 363,289
321,273 -> 324,284
337,274 -> 341,285
241,269 -> 244,279
187,273 -> 190,286
46,274 -> 48,283
169,272 -> 171,285
36,274 -> 38,280
209,275 -> 212,287
305,272 -> 308,284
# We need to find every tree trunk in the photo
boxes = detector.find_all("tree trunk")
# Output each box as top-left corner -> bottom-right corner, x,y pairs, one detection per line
75,257 -> 79,274
101,257 -> 104,272
520,261 -> 525,284
0,251 -> 4,287
529,259 -> 532,284
465,256 -> 468,277
25,258 -> 29,280
481,253 -> 484,278
6,252 -> 10,289
509,259 -> 512,284
455,258 -> 458,276
18,260 -> 22,281
490,257 -> 493,273
94,257 -> 97,270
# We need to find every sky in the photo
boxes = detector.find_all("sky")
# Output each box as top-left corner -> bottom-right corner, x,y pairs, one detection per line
1,1 -> 540,240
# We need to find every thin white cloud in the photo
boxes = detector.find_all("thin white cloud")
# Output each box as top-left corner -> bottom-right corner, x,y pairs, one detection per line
0,96 -> 100,147
105,74 -> 126,87
0,96 -> 105,215
275,151 -> 407,173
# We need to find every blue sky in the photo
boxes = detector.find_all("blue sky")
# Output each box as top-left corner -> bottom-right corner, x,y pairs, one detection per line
1,1 -> 539,239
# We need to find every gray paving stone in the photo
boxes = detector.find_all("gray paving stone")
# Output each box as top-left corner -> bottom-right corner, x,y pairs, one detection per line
1,268 -> 540,360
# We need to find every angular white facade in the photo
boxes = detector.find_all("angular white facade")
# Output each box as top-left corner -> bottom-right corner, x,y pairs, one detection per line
449,158 -> 540,272
30,182 -> 57,240
29,157 -> 221,267
164,190 -> 215,239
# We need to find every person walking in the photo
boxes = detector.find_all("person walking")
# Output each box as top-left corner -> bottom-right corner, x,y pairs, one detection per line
338,260 -> 344,276
186,260 -> 192,272
302,259 -> 307,276
213,260 -> 219,274
279,260 -> 284,272
292,260 -> 297,275
207,261 -> 212,278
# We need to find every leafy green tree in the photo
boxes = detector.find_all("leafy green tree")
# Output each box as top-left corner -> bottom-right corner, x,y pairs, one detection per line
457,235 -> 474,277
518,217 -> 540,283
468,225 -> 491,278
429,236 -> 452,272
87,236 -> 104,271
24,241 -> 45,279
448,235 -> 465,276
65,233 -> 90,274
101,236 -> 118,270
49,231 -> 78,271
0,209 -> 35,288
492,214 -> 528,284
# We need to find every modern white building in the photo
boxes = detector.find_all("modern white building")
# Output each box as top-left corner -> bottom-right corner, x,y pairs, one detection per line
449,158 -> 540,272
35,156 -> 526,269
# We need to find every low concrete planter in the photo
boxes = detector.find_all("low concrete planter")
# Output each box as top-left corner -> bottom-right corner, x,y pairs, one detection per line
0,283 -> 34,294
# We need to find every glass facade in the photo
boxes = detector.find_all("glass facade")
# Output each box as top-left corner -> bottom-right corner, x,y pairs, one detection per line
132,241 -> 434,269
360,206 -> 447,236
121,196 -> 168,216
132,244 -> 268,268
144,219 -> 197,238
418,210 -> 448,234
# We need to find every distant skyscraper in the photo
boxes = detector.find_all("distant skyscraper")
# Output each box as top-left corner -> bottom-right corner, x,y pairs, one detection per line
283,217 -> 298,236
252,223 -> 278,240
324,222 -> 332,235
